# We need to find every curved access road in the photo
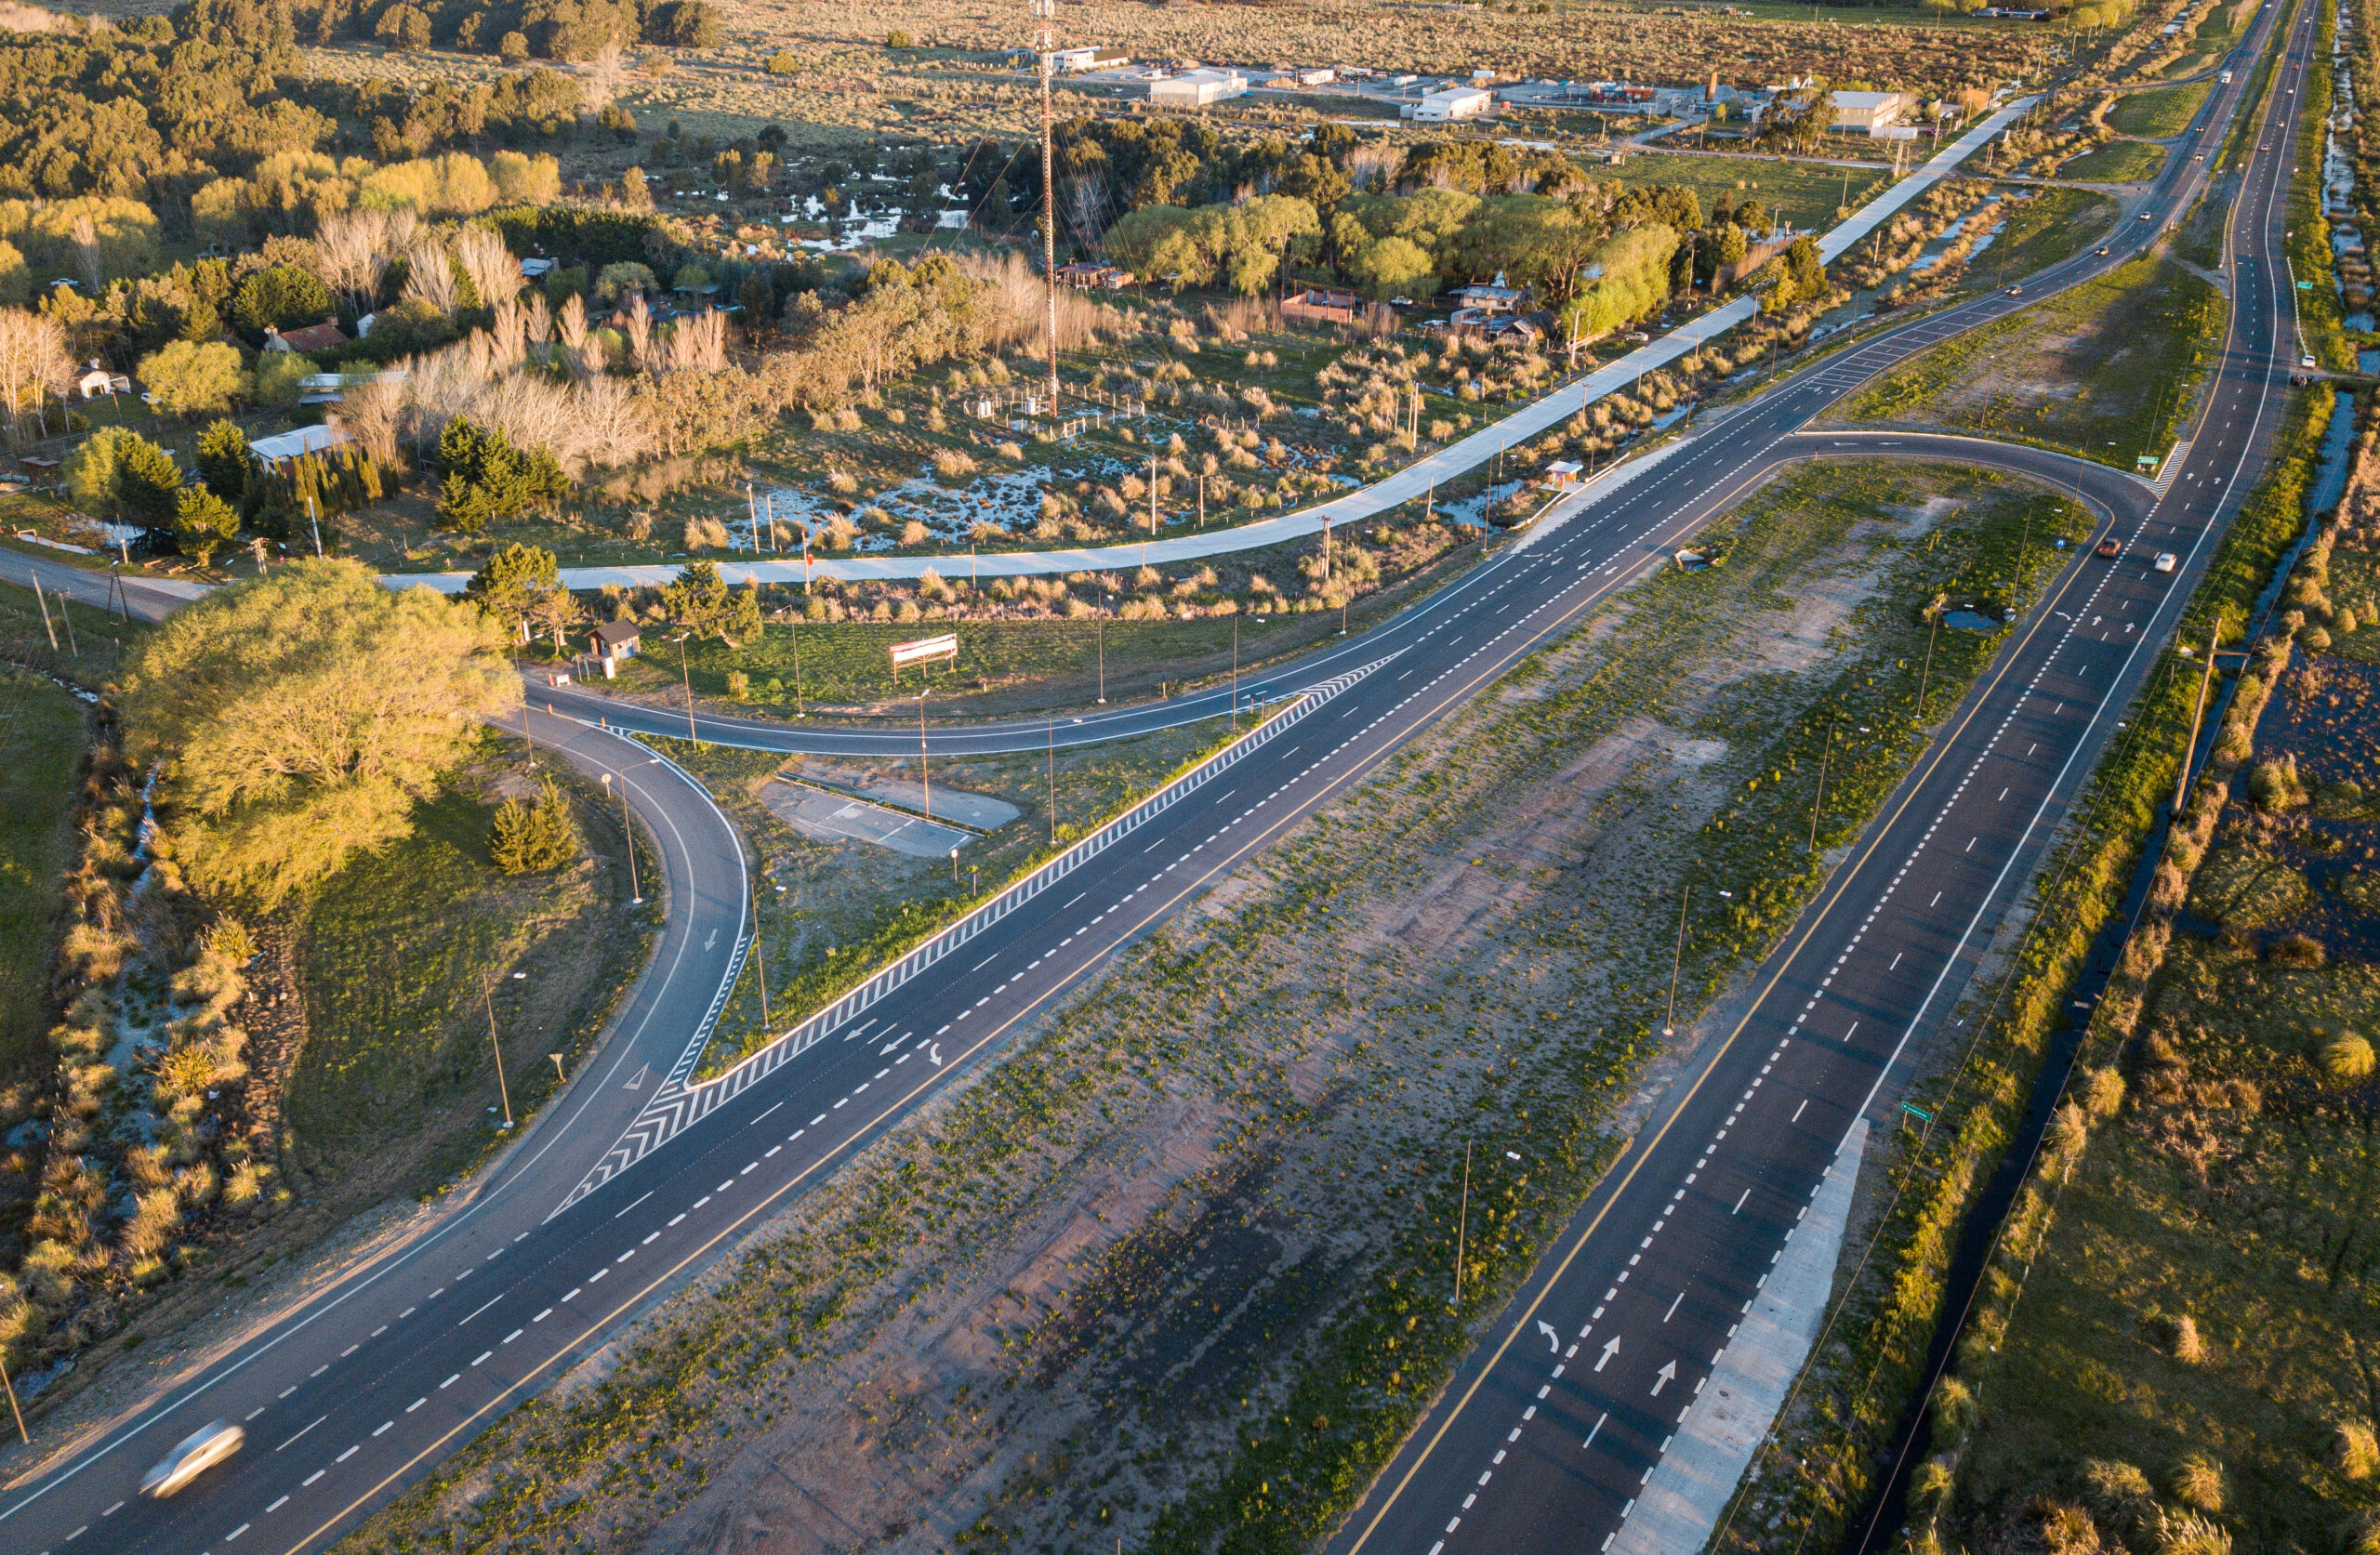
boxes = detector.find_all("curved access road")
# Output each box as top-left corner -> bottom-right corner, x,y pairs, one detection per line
0,3 -> 2307,1547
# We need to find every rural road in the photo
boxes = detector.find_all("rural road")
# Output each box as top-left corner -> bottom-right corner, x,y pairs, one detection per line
0,3 -> 2310,1548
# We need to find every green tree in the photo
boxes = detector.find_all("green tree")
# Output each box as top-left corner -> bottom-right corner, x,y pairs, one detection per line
662,559 -> 760,645
172,483 -> 240,568
194,419 -> 249,502
137,339 -> 249,418
255,352 -> 311,409
117,560 -> 519,907
466,542 -> 562,639
231,264 -> 337,336
64,425 -> 137,517
647,0 -> 721,46
113,433 -> 184,530
436,418 -> 568,533
490,775 -> 578,874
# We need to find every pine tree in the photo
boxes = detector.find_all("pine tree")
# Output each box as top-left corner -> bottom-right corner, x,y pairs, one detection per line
492,776 -> 577,874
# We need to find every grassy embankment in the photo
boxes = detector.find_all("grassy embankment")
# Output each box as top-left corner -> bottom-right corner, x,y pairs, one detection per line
1960,189 -> 2125,295
0,669 -> 87,1262
2056,140 -> 2173,182
1831,253 -> 2225,470
2107,81 -> 2216,138
328,461 -> 2093,1555
1711,30 -> 2340,1535
279,745 -> 655,1206
664,713 -> 1250,1079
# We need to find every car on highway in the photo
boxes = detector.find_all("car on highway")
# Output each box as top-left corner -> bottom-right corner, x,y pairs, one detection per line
2302,354 -> 2319,368
2154,552 -> 2178,573
140,1421 -> 245,1497
2098,246 -> 2111,255
2007,285 -> 2022,296
2095,537 -> 2123,559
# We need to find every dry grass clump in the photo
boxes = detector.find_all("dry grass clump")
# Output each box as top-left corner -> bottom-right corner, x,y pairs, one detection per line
2165,1452 -> 2225,1515
2143,1310 -> 2209,1365
2329,1417 -> 2379,1481
2320,1031 -> 2375,1081
930,448 -> 977,481
2347,1510 -> 2380,1555
683,516 -> 729,551
2151,1509 -> 2231,1555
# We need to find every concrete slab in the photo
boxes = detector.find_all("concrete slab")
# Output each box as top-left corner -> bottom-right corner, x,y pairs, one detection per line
852,779 -> 1020,830
760,780 -> 973,858
1611,1119 -> 1870,1555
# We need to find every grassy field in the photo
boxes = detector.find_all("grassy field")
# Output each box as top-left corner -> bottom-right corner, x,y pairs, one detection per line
2107,80 -> 2215,138
1831,254 -> 2224,468
1960,188 -> 2122,293
1603,149 -> 1893,229
281,744 -> 652,1202
0,670 -> 86,1258
2056,139 -> 2173,182
1940,646 -> 2380,1555
336,460 -> 2100,1555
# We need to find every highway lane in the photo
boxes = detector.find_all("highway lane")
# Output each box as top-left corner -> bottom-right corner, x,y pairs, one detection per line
0,11 -> 2306,1548
1327,5 -> 2317,1553
0,418 -> 2155,1555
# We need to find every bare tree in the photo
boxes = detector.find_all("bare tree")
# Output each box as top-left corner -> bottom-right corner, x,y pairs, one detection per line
69,214 -> 98,290
1062,171 -> 1109,252
455,225 -> 522,311
0,308 -> 72,446
401,235 -> 459,315
663,309 -> 726,374
525,292 -> 553,348
623,294 -> 655,376
313,212 -> 392,314
582,39 -> 624,113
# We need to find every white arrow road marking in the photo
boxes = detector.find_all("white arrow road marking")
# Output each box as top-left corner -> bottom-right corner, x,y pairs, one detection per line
704,928 -> 719,951
1650,1360 -> 1677,1397
1537,1320 -> 1560,1352
928,1043 -> 943,1067
623,1064 -> 647,1091
1594,1336 -> 1620,1372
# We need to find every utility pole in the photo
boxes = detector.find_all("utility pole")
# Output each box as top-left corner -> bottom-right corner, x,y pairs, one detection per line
1453,1140 -> 1472,1305
1047,713 -> 1057,844
1916,611 -> 1941,714
0,1351 -> 23,1444
752,890 -> 770,1027
1231,613 -> 1239,728
675,634 -> 697,746
1097,597 -> 1108,703
605,772 -> 641,903
2174,623 -> 2222,821
484,986 -> 513,1129
1809,718 -> 1836,856
1662,883 -> 1692,1036
791,613 -> 804,718
1033,0 -> 1060,418
919,689 -> 932,825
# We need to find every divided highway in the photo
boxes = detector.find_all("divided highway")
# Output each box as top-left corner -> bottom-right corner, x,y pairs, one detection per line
0,7 -> 2313,1549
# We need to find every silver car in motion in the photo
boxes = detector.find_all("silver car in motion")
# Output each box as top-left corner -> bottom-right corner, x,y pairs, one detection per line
139,1420 -> 245,1497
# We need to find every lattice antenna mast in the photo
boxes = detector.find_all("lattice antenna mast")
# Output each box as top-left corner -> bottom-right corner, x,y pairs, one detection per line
1032,0 -> 1060,417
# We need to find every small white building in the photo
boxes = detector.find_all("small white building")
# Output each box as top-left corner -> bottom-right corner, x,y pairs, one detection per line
1829,89 -> 1914,133
1149,68 -> 1247,105
1407,86 -> 1494,122
247,424 -> 353,469
73,361 -> 128,400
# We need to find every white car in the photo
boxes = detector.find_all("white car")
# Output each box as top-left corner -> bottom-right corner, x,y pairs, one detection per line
2302,354 -> 2318,368
2154,551 -> 2178,573
140,1421 -> 245,1497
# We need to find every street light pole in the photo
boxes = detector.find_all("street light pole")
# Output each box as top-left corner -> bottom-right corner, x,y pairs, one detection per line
484,986 -> 513,1129
751,890 -> 770,1028
919,689 -> 931,826
1097,598 -> 1108,704
1662,883 -> 1692,1036
1453,1140 -> 1472,1305
1047,713 -> 1057,844
0,1351 -> 26,1444
675,634 -> 697,747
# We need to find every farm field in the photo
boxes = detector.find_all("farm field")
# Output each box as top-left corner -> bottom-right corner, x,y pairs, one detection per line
337,459 -> 2095,1555
1828,255 -> 2226,470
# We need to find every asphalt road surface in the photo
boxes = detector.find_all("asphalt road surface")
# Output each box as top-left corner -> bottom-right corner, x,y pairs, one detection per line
0,5 -> 2311,1547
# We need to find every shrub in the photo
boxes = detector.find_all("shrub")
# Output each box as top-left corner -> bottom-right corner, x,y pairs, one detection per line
2320,1031 -> 2374,1081
645,0 -> 719,47
2168,1452 -> 2226,1514
2270,933 -> 2328,969
2331,1417 -> 2380,1481
2349,1511 -> 2380,1555
886,27 -> 914,46
765,49 -> 796,74
490,776 -> 577,875
724,669 -> 749,701
2304,624 -> 2334,651
497,29 -> 529,62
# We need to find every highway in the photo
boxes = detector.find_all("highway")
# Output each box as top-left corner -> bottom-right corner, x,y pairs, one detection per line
0,3 -> 2314,1548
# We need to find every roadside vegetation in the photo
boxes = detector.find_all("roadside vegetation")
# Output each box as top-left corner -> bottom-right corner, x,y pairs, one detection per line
1911,466 -> 2380,1555
2106,81 -> 2215,138
1716,302 -> 2342,1555
1830,254 -> 2225,471
336,460 -> 2094,1555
